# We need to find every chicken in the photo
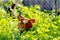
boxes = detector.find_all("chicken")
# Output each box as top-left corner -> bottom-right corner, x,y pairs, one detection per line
18,12 -> 35,33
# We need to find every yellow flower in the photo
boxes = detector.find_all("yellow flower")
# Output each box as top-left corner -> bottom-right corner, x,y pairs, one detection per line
58,20 -> 60,23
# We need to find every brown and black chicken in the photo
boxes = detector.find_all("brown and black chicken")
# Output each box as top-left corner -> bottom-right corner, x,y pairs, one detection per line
18,12 -> 35,34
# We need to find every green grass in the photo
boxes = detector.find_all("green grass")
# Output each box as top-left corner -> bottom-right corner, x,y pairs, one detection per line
0,4 -> 60,40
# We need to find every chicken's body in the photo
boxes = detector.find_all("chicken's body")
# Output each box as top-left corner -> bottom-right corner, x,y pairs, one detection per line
18,13 -> 35,33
